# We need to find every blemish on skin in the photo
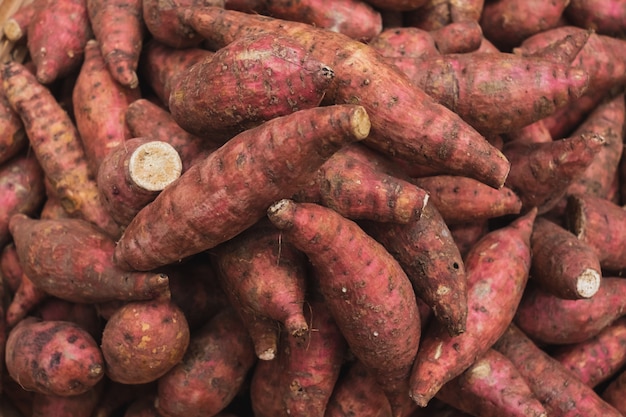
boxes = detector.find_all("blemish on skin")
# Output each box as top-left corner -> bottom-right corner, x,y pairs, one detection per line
341,287 -> 347,293
373,331 -> 379,337
434,342 -> 443,360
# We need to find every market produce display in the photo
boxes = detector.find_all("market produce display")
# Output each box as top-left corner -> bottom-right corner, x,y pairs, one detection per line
2,0 -> 626,416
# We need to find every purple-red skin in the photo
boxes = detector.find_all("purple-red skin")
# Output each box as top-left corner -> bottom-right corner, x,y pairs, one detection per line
155,308 -> 255,417
8,214 -> 171,304
87,0 -> 144,88
31,384 -> 103,417
179,6 -> 511,189
0,152 -> 45,248
5,317 -> 105,397
552,316 -> 626,388
565,0 -> 626,36
0,243 -> 23,294
267,199 -> 421,417
403,0 -> 451,31
362,202 -> 467,336
113,104 -> 370,272
5,273 -> 48,328
514,278 -> 626,345
449,220 -> 489,259
602,367 -> 626,414
430,21 -> 483,54
72,39 -> 141,174
493,324 -> 624,417
36,297 -> 102,342
369,27 -> 439,59
169,32 -> 336,142
250,352 -> 284,417
27,0 -> 92,84
0,74 -> 27,166
409,208 -> 536,407
504,120 -> 553,145
436,349 -> 547,417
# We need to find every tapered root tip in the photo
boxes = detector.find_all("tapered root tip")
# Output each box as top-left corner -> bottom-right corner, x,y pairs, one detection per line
267,198 -> 296,230
576,268 -> 601,298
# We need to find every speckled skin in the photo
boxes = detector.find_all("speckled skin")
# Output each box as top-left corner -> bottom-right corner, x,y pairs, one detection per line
409,208 -> 536,407
5,317 -> 104,397
267,199 -> 421,417
180,7 -> 510,188
113,104 -> 369,271
369,27 -> 439,59
565,0 -> 626,36
0,79 -> 27,166
494,324 -> 623,417
430,21 -> 483,54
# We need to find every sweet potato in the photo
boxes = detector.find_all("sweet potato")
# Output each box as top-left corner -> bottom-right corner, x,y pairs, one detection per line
362,0 -> 427,11
362,202 -> 467,336
26,0 -> 92,84
552,316 -> 626,387
403,0 -> 450,30
479,0 -> 570,50
411,175 -> 522,225
564,0 -> 626,35
5,317 -> 104,396
179,6 -> 511,188
324,360 -> 393,417
449,221 -> 489,259
0,152 -> 45,248
267,199 -> 421,417
430,21 -> 483,54
250,352 -> 284,416
515,278 -> 626,345
114,104 -> 370,272
170,32 -> 335,142
9,214 -> 170,303
2,60 -> 122,238
564,193 -> 626,270
139,40 -> 215,108
436,349 -> 547,417
36,297 -> 102,341
31,384 -> 103,417
6,272 -> 47,327
0,75 -> 27,166
264,0 -> 382,41
399,52 -> 589,135
529,216 -> 602,299
142,0 -> 225,48
72,39 -> 141,174
0,243 -> 23,294
124,98 -> 216,170
213,221 -> 308,342
493,323 -> 623,417
504,120 -> 554,145
602,368 -> 626,414
409,208 -> 536,407
87,0 -> 143,88
97,137 -> 183,227
369,27 -> 439,59
100,300 -> 190,384
155,308 -> 255,417
503,133 -> 605,214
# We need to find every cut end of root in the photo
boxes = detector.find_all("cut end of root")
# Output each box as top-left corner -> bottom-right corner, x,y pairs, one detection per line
351,106 -> 371,140
3,19 -> 24,42
257,348 -> 276,361
576,268 -> 601,298
129,141 -> 183,192
267,198 -> 295,230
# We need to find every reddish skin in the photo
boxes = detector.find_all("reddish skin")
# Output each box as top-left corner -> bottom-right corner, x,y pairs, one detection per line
0,243 -> 23,294
401,52 -> 589,135
362,202 -> 467,336
479,0 -> 570,50
529,217 -> 602,300
142,0 -> 225,48
603,368 -> 626,414
412,175 -> 522,225
505,120 -> 553,145
179,6 -> 510,189
32,384 -> 103,417
73,39 -> 141,174
0,77 -> 27,166
494,324 -> 623,417
403,0 -> 450,30
101,300 -> 191,385
503,133 -> 605,214
2,61 -> 122,238
213,222 -> 309,339
27,0 -> 92,84
8,214 -> 170,304
5,317 -> 104,396
362,0 -> 427,11
514,278 -> 626,345
0,152 -> 45,248
155,309 -> 255,417
169,33 -> 335,142
250,352 -> 283,416
552,316 -> 626,387
6,273 -> 48,327
37,297 -> 102,341
430,21 -> 483,54
90,381 -> 157,417
449,221 -> 489,259
87,0 -> 143,88
311,144 -> 429,224
324,360 -> 393,417
369,27 -> 439,59
409,208 -> 536,407
436,349 -> 547,417
267,199 -> 421,417
124,98 -> 216,171
265,0 -> 382,41
517,28 -> 591,66
564,194 -> 626,270
113,104 -> 371,272
449,0 -> 484,22
139,40 -> 214,108
565,0 -> 626,35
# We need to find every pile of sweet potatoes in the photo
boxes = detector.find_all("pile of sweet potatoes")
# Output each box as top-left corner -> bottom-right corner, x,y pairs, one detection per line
2,0 -> 626,416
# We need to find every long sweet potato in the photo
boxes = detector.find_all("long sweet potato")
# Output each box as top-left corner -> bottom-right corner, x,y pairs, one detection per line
268,199 -> 420,417
5,317 -> 104,396
0,74 -> 26,166
409,208 -> 536,407
179,6 -> 510,189
114,104 -> 370,272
